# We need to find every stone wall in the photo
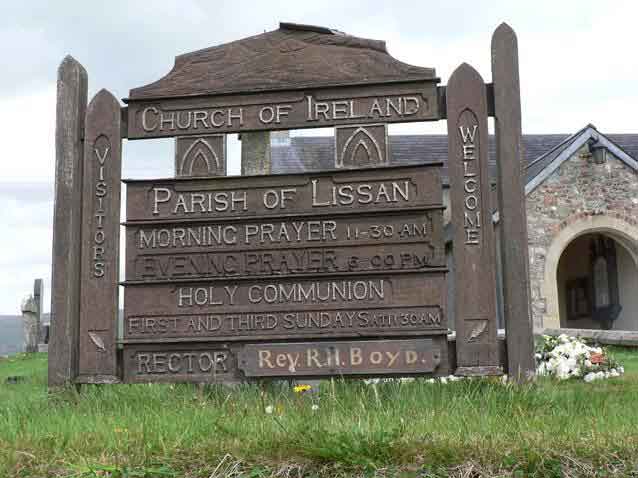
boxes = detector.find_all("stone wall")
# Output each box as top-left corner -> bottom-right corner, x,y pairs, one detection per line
526,144 -> 638,328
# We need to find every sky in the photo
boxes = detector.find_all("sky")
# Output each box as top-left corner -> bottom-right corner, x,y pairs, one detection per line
1,0 -> 637,314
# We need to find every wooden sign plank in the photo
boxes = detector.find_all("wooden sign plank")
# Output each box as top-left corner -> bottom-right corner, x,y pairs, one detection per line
122,337 -> 448,383
124,165 -> 443,223
126,242 -> 443,282
237,338 -> 443,377
123,305 -> 445,343
122,272 -> 447,342
126,82 -> 439,139
77,89 -> 122,384
446,63 -> 501,376
491,23 -> 535,381
122,343 -> 240,384
124,210 -> 445,282
125,210 -> 442,254
49,56 -> 87,388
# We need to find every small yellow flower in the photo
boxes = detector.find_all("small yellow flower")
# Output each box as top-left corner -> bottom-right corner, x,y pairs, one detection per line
293,384 -> 312,393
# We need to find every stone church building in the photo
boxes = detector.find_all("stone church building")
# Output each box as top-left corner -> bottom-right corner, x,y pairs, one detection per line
263,124 -> 638,331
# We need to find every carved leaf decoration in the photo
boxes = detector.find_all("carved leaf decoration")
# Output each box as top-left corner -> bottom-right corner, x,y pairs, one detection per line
88,332 -> 106,351
468,320 -> 487,343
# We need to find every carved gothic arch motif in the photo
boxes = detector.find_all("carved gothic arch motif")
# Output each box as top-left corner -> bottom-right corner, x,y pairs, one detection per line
338,126 -> 385,168
540,214 -> 638,328
179,138 -> 220,176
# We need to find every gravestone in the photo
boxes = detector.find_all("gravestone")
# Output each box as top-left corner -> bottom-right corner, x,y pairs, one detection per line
33,279 -> 43,338
49,22 -> 534,387
21,295 -> 39,353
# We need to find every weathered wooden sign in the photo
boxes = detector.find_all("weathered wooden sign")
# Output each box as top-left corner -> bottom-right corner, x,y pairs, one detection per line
122,164 -> 449,379
50,22 -> 535,388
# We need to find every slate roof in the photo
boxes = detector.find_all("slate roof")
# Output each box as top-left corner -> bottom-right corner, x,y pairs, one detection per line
607,134 -> 638,162
272,130 -> 638,186
272,134 -> 569,184
523,126 -> 594,185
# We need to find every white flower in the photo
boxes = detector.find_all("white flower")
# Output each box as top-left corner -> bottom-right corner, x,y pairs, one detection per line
619,366 -> 625,374
426,378 -> 436,383
265,405 -> 274,414
311,404 -> 319,411
554,361 -> 571,380
535,335 -> 625,382
439,377 -> 447,384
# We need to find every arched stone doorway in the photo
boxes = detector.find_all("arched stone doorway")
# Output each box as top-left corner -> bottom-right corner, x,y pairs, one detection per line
541,215 -> 638,329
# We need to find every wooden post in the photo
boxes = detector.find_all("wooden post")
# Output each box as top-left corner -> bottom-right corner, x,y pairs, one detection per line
76,89 -> 121,384
49,56 -> 87,387
241,132 -> 271,175
446,63 -> 501,376
491,23 -> 535,381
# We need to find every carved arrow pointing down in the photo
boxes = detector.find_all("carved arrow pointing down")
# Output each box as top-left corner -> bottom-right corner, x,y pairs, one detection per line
88,331 -> 106,351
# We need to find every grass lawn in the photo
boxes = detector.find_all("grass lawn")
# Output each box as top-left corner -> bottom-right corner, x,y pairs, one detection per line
2,349 -> 638,477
